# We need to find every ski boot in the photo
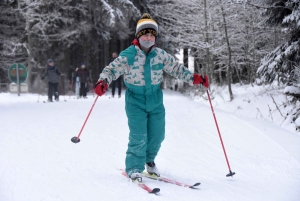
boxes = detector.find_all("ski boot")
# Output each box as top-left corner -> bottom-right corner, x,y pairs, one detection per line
146,162 -> 160,177
130,172 -> 143,183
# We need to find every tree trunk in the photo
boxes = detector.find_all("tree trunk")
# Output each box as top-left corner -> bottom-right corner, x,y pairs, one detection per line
25,17 -> 34,92
235,64 -> 242,85
250,20 -> 256,87
183,48 -> 188,67
204,0 -> 211,82
220,1 -> 233,100
183,48 -> 189,88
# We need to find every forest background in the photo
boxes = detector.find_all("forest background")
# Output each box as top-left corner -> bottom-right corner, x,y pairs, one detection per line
0,0 -> 299,128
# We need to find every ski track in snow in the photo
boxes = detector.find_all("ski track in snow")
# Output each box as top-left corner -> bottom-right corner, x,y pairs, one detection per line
0,90 -> 300,201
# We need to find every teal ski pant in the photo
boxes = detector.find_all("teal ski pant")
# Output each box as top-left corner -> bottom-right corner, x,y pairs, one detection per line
125,92 -> 165,177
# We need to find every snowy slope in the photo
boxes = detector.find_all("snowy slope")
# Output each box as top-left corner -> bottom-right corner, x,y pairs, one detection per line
0,89 -> 300,201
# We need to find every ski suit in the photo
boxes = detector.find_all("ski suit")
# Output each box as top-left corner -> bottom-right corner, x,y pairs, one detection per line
99,44 -> 194,177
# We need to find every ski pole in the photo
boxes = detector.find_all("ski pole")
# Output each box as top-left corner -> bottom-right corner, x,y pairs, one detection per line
206,90 -> 235,177
196,64 -> 235,177
71,95 -> 99,143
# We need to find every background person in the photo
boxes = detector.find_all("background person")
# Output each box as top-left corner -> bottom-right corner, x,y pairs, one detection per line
41,59 -> 62,102
74,62 -> 90,98
110,52 -> 123,98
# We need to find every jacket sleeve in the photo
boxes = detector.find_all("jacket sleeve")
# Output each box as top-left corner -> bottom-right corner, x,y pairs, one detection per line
42,68 -> 48,78
73,71 -> 77,80
160,50 -> 194,86
87,70 -> 90,81
99,56 -> 128,84
56,68 -> 62,76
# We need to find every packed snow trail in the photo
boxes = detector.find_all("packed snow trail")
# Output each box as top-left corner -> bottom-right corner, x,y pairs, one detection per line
0,90 -> 299,201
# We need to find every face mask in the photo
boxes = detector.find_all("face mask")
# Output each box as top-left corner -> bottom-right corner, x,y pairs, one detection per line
139,38 -> 155,48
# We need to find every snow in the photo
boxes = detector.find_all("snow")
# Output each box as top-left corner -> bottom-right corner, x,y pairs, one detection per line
1,85 -> 300,201
284,85 -> 300,95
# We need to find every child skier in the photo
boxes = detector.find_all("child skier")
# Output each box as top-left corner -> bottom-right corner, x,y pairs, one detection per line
94,13 -> 209,181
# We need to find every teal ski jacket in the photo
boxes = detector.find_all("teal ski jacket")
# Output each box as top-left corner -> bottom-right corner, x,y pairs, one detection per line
99,45 -> 194,111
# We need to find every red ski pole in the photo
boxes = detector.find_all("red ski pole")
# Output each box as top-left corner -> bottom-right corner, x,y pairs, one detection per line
196,64 -> 235,177
71,95 -> 99,143
206,90 -> 235,177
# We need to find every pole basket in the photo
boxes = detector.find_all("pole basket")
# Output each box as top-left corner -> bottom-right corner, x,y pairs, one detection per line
226,170 -> 235,177
71,137 -> 80,143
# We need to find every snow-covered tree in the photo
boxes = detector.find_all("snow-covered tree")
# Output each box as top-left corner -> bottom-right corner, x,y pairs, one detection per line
256,0 -> 300,99
2,0 -> 291,96
148,0 -> 207,90
7,0 -> 143,90
0,0 -> 27,83
149,0 -> 276,100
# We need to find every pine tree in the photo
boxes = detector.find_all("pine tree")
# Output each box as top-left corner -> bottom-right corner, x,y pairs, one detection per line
257,0 -> 300,99
0,1 -> 26,83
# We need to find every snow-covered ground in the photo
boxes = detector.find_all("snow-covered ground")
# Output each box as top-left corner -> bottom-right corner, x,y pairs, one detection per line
1,85 -> 300,201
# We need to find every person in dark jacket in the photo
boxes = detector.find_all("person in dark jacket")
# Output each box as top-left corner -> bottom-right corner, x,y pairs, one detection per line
42,59 -> 62,102
74,62 -> 90,98
110,52 -> 123,98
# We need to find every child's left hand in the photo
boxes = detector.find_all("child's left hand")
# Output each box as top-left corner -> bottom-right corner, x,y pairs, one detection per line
193,74 -> 209,88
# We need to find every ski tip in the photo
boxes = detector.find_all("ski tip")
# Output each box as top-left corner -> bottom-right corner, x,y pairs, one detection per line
189,182 -> 201,188
151,188 -> 160,194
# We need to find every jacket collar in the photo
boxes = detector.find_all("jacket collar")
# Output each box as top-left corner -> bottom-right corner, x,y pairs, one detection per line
135,45 -> 156,57
132,39 -> 156,56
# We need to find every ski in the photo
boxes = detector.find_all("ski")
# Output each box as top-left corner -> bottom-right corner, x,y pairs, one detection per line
142,172 -> 200,189
43,100 -> 66,103
120,169 -> 160,195
43,101 -> 53,103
